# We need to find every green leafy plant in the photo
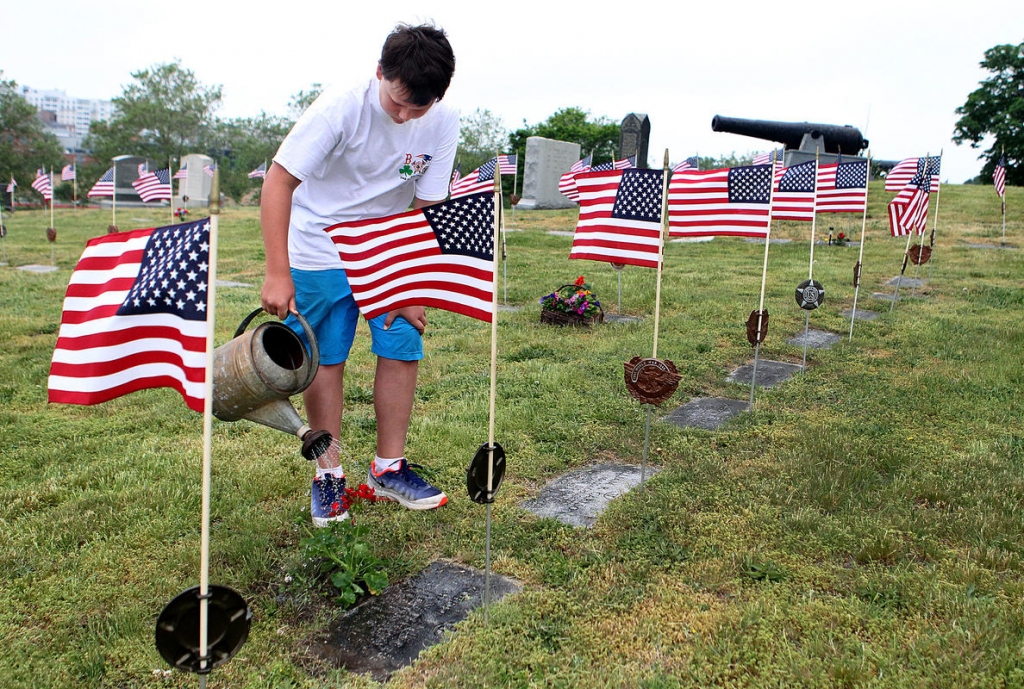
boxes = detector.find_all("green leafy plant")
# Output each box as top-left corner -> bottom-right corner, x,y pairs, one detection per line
539,275 -> 602,318
299,483 -> 389,608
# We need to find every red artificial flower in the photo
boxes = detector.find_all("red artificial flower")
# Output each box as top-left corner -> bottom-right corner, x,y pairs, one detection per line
837,232 -> 846,240
575,275 -> 586,286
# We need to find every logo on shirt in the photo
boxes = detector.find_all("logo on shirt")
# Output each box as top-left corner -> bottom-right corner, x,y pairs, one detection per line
398,153 -> 432,180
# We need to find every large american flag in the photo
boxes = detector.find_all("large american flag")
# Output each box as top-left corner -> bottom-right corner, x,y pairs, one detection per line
173,164 -> 189,180
672,156 -> 699,173
497,154 -> 517,175
994,155 -> 1006,198
62,164 -> 76,181
88,168 -> 116,198
247,162 -> 267,179
885,155 -> 941,193
668,164 -> 773,238
816,159 -> 868,213
450,158 -> 497,198
887,168 -> 931,237
558,154 -> 592,202
752,148 -> 785,165
31,169 -> 53,201
48,219 -> 211,412
326,192 -> 495,322
570,168 -> 664,269
132,168 -> 172,203
771,160 -> 817,222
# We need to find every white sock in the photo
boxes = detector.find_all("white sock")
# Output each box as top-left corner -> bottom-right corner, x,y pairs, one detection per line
373,455 -> 403,474
316,465 -> 345,479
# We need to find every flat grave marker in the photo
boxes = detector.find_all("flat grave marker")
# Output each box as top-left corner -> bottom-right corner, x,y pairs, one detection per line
787,329 -> 841,349
843,308 -> 879,321
663,397 -> 749,431
727,359 -> 802,387
522,462 -> 658,527
17,264 -> 58,273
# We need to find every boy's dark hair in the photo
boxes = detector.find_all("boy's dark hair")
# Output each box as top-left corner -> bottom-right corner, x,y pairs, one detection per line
379,23 -> 455,106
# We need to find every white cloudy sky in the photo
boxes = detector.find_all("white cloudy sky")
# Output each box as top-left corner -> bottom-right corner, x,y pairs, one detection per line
3,1 -> 1020,183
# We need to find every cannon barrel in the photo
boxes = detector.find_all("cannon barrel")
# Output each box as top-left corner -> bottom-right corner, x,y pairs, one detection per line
711,115 -> 868,154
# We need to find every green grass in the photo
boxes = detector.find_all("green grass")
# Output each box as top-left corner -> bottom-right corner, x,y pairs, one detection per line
1,181 -> 1023,688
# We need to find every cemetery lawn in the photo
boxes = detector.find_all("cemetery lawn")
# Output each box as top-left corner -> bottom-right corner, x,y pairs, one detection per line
1,181 -> 1022,688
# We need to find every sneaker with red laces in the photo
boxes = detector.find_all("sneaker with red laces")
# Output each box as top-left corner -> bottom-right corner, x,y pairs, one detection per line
366,460 -> 448,510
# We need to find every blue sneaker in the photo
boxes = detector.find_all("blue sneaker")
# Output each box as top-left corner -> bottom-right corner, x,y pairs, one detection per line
367,460 -> 448,510
311,473 -> 348,527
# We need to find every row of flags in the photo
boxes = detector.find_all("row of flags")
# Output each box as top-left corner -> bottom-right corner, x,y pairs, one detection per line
449,154 -> 516,198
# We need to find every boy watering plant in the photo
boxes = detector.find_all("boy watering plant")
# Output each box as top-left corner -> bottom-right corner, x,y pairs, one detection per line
259,23 -> 458,526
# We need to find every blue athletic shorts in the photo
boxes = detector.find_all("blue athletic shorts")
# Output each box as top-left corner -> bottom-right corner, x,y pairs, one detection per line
283,268 -> 423,365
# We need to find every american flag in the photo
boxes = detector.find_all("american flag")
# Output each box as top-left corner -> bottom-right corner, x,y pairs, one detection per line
668,164 -> 773,238
672,156 -> 699,173
570,168 -> 664,269
449,158 -> 496,198
497,154 -> 517,175
991,154 -> 1007,197
753,148 -> 785,165
885,155 -> 941,193
448,165 -> 461,195
173,164 -> 188,180
87,168 -> 116,198
6,177 -> 17,193
62,164 -> 76,181
816,159 -> 868,213
138,162 -> 149,176
31,169 -> 53,201
887,168 -> 931,237
47,219 -> 211,412
326,192 -> 495,322
771,160 -> 817,221
247,162 -> 267,179
132,168 -> 172,203
591,156 -> 636,173
558,154 -> 593,202
204,163 -> 217,177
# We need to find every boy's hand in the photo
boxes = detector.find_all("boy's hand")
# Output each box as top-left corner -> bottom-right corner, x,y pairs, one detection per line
261,272 -> 297,320
384,306 -> 427,334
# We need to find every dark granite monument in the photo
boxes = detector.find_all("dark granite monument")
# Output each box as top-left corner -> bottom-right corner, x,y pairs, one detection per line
619,113 -> 650,169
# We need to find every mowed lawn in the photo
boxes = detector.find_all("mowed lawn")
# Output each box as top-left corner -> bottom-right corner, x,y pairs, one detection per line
1,180 -> 1023,688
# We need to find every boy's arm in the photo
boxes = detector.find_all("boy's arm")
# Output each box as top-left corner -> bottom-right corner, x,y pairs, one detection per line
260,162 -> 303,319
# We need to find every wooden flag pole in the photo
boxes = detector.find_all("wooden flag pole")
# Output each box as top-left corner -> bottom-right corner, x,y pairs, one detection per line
917,150 -> 942,289
749,148 -> 781,408
849,151 -> 871,340
49,169 -> 56,266
639,150 -> 671,485
169,158 -> 175,224
800,149 -> 821,372
891,152 -> 929,312
482,153 -> 502,624
510,148 -> 519,229
1000,146 -> 1007,244
196,170 -> 221,688
112,162 -> 118,229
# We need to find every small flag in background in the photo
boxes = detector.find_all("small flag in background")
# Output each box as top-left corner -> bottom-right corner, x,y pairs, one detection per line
132,168 -> 172,203
449,158 -> 497,198
62,164 -> 76,181
887,168 -> 931,237
771,160 -> 817,222
138,162 -> 149,176
558,154 -> 593,202
672,156 -> 699,173
994,155 -> 1006,198
203,163 -> 217,177
497,154 -> 517,175
87,168 -> 116,198
173,165 -> 189,180
326,192 -> 496,322
816,159 -> 868,213
570,168 -> 664,269
448,165 -> 461,195
6,177 -> 17,193
668,164 -> 773,238
47,218 -> 211,412
885,155 -> 941,193
247,162 -> 267,179
31,168 -> 53,201
591,156 -> 636,173
753,148 -> 785,165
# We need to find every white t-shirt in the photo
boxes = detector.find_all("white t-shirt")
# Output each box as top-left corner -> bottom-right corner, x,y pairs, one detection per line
273,77 -> 459,270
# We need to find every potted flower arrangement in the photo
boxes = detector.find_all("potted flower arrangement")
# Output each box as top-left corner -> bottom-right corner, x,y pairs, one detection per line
539,275 -> 603,326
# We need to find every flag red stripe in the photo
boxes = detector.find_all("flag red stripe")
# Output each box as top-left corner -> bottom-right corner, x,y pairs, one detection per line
48,376 -> 204,412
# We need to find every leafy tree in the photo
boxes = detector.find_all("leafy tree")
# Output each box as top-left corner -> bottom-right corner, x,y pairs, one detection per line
508,107 -> 620,168
953,42 -> 1024,186
206,114 -> 291,203
456,108 -> 509,174
701,152 -> 754,169
0,74 -> 64,200
289,84 -> 322,118
83,61 -> 222,175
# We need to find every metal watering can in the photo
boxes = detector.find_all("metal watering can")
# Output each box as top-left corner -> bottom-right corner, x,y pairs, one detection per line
212,308 -> 332,460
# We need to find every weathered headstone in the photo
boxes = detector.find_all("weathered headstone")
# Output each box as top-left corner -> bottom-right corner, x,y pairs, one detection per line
727,360 -> 802,387
842,308 -> 878,321
319,560 -> 519,682
664,397 -> 749,431
619,113 -> 650,168
787,329 -> 841,349
886,276 -> 924,288
522,462 -> 657,527
518,137 -> 580,210
175,153 -> 215,209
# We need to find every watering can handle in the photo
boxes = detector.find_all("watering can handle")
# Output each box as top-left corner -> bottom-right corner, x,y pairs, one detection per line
233,308 -> 320,390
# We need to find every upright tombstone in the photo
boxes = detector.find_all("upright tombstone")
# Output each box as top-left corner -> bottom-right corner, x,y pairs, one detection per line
619,113 -> 650,169
175,153 -> 215,208
518,136 -> 581,210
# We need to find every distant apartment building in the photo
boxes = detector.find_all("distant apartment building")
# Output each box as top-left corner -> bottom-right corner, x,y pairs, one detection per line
20,86 -> 115,155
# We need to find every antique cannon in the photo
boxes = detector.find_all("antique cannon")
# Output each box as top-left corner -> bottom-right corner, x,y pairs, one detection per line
711,115 -> 868,155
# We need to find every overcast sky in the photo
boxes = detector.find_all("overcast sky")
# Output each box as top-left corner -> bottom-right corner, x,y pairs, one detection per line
3,1 -> 1020,184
